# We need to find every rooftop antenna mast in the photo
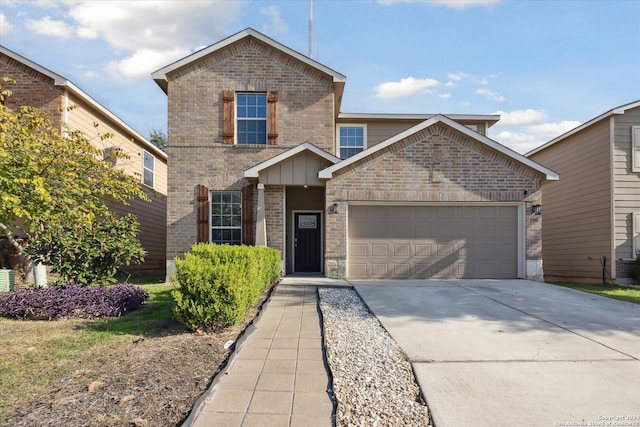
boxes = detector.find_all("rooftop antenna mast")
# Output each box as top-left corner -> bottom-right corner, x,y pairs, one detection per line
308,0 -> 313,58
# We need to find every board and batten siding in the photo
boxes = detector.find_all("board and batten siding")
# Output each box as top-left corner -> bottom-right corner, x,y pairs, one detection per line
613,106 -> 640,260
65,93 -> 168,195
529,119 -> 612,281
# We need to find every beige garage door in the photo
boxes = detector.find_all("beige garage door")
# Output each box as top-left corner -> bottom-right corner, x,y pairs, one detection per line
348,205 -> 518,279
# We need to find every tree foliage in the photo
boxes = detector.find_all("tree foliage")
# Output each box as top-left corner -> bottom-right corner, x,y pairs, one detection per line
149,128 -> 167,153
0,77 -> 149,284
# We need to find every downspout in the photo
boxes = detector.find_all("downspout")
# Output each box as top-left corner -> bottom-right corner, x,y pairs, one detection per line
609,116 -> 616,283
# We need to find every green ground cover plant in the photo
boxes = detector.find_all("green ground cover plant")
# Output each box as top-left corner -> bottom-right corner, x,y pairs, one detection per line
551,282 -> 640,305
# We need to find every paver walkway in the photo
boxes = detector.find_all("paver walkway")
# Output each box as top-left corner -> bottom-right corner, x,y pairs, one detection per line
188,283 -> 334,427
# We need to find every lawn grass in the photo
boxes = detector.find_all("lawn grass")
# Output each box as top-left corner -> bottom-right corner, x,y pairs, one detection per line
0,282 -> 178,419
551,282 -> 640,305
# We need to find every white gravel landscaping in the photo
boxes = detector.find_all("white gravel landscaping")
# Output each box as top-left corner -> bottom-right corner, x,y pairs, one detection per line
318,287 -> 432,427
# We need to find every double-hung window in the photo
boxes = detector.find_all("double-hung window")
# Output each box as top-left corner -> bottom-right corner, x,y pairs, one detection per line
143,150 -> 154,188
211,191 -> 242,244
236,93 -> 267,145
338,124 -> 367,159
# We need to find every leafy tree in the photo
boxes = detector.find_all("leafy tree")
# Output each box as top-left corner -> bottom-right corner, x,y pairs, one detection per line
149,128 -> 167,152
0,77 -> 148,284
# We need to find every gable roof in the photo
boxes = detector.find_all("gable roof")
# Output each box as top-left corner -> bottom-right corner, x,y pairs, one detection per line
244,142 -> 340,178
152,28 -> 346,95
319,114 -> 559,181
0,45 -> 167,161
526,99 -> 640,156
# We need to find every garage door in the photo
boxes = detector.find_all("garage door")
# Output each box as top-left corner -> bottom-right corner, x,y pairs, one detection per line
348,205 -> 518,279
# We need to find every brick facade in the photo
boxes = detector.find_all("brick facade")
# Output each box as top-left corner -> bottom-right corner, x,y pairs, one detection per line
0,53 -> 64,129
325,124 -> 544,278
166,38 -> 335,265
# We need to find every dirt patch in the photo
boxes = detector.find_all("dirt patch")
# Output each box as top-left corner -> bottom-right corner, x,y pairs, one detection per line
3,285 -> 275,427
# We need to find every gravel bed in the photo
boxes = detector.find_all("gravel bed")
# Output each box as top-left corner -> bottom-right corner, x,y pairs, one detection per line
318,288 -> 432,427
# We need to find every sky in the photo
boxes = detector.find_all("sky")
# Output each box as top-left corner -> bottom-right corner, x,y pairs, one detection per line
1,0 -> 639,154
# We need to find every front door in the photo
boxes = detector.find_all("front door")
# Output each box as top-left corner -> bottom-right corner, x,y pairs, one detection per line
294,212 -> 322,272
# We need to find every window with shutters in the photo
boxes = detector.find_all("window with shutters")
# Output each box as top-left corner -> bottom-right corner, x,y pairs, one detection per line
337,124 -> 367,159
223,90 -> 278,145
633,126 -> 640,172
211,191 -> 242,244
236,93 -> 267,145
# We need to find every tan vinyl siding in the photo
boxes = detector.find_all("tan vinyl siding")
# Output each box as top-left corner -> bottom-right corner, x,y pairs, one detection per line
613,106 -> 640,260
258,151 -> 334,186
65,93 -> 168,195
529,119 -> 612,281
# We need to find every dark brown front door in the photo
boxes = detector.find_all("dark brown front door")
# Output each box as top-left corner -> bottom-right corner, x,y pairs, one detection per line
294,212 -> 321,272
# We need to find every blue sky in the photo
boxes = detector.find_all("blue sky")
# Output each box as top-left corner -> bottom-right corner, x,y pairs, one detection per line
1,0 -> 639,153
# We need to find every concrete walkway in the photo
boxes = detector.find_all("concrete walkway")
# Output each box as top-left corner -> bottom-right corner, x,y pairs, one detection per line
187,280 -> 343,427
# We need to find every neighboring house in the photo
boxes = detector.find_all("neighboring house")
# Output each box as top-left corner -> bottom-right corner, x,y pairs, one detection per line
0,46 -> 168,273
527,100 -> 640,284
152,28 -> 558,281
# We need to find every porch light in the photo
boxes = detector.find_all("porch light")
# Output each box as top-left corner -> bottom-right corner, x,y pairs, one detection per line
329,202 -> 339,214
531,204 -> 542,215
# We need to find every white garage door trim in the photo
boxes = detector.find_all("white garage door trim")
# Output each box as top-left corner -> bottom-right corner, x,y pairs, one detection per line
346,202 -> 526,279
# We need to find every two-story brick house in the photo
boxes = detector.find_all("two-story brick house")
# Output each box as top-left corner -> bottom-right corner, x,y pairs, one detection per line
153,28 -> 558,281
0,46 -> 168,273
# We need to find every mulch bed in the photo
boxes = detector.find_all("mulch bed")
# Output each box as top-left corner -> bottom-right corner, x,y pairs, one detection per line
3,284 -> 276,427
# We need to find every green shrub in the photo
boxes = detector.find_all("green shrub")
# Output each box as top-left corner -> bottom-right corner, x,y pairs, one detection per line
172,244 -> 281,331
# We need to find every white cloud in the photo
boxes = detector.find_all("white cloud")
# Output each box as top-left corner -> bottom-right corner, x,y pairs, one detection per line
260,6 -> 288,34
0,14 -> 13,36
377,0 -> 503,9
439,93 -> 452,99
527,121 -> 581,140
26,16 -> 73,38
493,109 -> 546,126
107,48 -> 189,79
375,77 -> 440,99
32,1 -> 249,78
475,88 -> 506,102
493,120 -> 581,154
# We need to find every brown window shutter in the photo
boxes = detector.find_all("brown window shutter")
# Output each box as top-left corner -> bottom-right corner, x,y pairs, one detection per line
223,90 -> 234,145
242,185 -> 254,245
267,91 -> 278,145
196,184 -> 209,243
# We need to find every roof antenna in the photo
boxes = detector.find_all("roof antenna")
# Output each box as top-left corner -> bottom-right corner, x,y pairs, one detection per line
308,0 -> 313,58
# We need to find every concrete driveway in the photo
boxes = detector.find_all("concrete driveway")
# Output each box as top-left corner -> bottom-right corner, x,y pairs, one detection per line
351,279 -> 640,427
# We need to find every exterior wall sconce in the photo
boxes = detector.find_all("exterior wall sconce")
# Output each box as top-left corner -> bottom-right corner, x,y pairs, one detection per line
531,204 -> 542,215
328,202 -> 339,214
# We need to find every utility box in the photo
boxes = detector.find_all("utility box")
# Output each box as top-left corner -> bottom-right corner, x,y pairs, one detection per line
0,269 -> 15,292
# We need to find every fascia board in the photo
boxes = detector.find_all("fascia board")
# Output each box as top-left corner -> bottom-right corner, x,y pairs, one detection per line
152,28 -> 346,90
1,45 -> 68,85
244,142 -> 340,178
526,99 -> 640,157
320,114 -> 559,181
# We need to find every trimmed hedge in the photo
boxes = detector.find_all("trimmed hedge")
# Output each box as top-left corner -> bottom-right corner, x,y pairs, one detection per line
0,283 -> 149,320
172,244 -> 281,331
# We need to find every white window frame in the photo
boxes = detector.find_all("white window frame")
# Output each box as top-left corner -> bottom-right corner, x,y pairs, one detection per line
210,191 -> 242,245
337,124 -> 367,159
633,212 -> 640,257
632,126 -> 640,172
142,150 -> 154,188
236,92 -> 267,145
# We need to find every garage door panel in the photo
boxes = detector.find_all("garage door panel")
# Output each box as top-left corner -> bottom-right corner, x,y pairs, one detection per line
348,205 -> 518,279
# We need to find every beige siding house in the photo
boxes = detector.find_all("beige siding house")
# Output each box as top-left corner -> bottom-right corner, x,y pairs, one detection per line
0,46 -> 168,272
527,100 -> 640,284
153,28 -> 558,281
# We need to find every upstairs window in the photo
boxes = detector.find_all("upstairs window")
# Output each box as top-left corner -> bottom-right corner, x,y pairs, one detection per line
211,191 -> 242,245
338,124 -> 367,159
143,150 -> 154,188
236,93 -> 267,145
